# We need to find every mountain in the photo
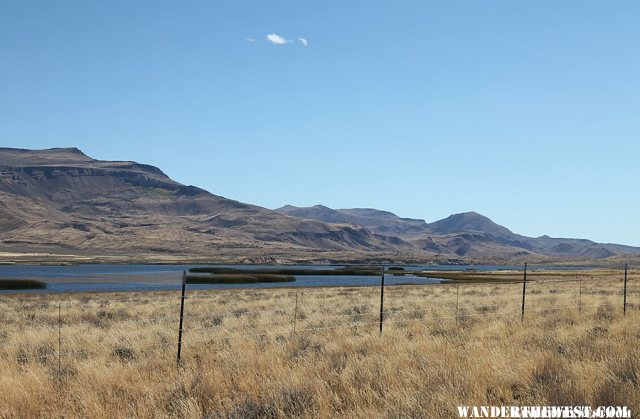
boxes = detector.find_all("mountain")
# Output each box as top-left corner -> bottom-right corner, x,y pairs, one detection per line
0,148 -> 414,262
428,211 -> 514,236
276,205 -> 429,236
1,147 -> 638,264
276,205 -> 640,261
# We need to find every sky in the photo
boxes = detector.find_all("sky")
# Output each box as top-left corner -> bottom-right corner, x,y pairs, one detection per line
1,1 -> 639,246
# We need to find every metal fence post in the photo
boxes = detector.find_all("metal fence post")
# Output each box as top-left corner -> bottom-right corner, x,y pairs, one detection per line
292,291 -> 299,338
623,263 -> 628,316
58,302 -> 61,373
521,262 -> 528,322
379,266 -> 385,335
578,278 -> 583,314
177,271 -> 187,365
455,283 -> 460,325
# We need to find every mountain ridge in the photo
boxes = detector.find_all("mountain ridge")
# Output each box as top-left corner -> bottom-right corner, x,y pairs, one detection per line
276,205 -> 640,260
0,148 -> 414,261
0,147 -> 638,263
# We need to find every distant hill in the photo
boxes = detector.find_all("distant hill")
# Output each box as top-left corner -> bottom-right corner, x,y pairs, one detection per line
0,148 -> 413,262
428,211 -> 513,236
276,205 -> 640,260
1,147 -> 638,263
276,205 -> 429,236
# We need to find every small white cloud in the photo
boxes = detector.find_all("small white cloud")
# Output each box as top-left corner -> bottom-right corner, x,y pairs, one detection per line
266,33 -> 288,45
253,34 -> 308,47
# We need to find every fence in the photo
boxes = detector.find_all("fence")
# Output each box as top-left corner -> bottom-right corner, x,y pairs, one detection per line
0,264 -> 637,370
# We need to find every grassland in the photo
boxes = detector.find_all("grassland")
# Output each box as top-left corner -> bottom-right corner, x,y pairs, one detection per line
0,269 -> 638,417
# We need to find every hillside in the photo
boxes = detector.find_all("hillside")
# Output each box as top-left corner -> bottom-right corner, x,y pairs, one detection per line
277,205 -> 640,261
1,147 -> 638,264
0,148 -> 414,262
276,205 -> 430,236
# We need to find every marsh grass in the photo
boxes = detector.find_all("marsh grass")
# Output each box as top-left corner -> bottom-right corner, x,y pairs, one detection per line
186,274 -> 295,284
0,279 -> 46,290
188,266 -> 381,276
417,268 -> 627,283
0,269 -> 638,417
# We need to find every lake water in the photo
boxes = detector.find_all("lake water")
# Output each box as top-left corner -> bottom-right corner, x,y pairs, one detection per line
0,263 -> 593,293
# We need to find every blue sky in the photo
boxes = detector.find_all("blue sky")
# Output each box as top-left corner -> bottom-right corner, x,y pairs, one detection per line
1,1 -> 639,245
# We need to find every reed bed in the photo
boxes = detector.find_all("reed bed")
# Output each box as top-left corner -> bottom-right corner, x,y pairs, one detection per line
0,279 -> 46,290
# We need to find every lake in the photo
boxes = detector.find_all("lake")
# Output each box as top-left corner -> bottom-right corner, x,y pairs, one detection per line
0,263 -> 593,293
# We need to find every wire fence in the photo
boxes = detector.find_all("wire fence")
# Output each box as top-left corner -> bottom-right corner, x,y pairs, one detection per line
0,264 -> 637,369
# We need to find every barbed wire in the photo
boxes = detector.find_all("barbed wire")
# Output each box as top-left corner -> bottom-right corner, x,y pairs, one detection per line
0,289 -> 629,327
2,273 -> 637,364
0,273 -> 633,308
12,340 -> 179,363
182,302 -> 610,346
181,309 -> 380,335
5,301 -> 635,363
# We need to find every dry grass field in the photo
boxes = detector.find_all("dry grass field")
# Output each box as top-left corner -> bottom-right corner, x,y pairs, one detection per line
0,269 -> 638,418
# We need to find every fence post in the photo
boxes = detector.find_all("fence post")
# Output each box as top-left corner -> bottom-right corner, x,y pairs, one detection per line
58,302 -> 61,373
623,263 -> 628,316
177,271 -> 187,365
455,284 -> 460,325
578,278 -> 583,314
292,291 -> 299,338
379,266 -> 385,335
521,262 -> 528,322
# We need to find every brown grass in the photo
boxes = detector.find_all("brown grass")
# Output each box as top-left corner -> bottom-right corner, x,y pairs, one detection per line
418,267 -> 627,282
0,269 -> 638,418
